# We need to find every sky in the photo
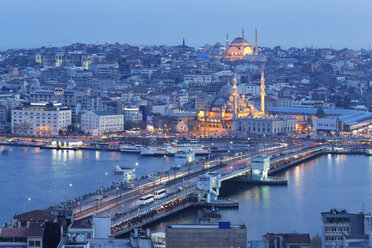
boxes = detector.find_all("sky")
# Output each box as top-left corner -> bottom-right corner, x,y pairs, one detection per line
1,0 -> 372,50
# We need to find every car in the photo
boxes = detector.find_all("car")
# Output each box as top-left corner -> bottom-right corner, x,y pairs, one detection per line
177,186 -> 183,192
95,196 -> 102,200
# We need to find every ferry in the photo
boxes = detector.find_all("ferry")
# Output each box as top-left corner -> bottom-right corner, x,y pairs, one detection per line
140,146 -> 166,156
175,150 -> 195,165
151,232 -> 166,248
120,144 -> 142,153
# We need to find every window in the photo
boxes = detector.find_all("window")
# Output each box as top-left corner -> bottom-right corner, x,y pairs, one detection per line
29,240 -> 35,246
35,240 -> 41,246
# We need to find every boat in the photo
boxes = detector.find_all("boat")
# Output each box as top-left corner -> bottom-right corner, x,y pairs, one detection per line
120,144 -> 142,153
175,150 -> 195,165
151,232 -> 166,248
2,148 -> 9,154
199,207 -> 221,224
140,146 -> 166,156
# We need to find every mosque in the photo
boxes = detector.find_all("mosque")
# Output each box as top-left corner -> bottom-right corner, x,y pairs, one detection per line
197,68 -> 297,138
224,29 -> 258,61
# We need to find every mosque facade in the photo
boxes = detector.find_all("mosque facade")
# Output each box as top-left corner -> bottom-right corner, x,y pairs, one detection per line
224,29 -> 258,61
197,69 -> 296,138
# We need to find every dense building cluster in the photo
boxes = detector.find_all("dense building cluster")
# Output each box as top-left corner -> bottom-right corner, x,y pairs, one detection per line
0,34 -> 372,137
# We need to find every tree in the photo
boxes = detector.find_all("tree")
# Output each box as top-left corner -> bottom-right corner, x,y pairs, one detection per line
316,107 -> 325,118
312,233 -> 322,248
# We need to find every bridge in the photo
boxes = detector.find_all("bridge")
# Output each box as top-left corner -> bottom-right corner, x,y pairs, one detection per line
66,143 -> 369,237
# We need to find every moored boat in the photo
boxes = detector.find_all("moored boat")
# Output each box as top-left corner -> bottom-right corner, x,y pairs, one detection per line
120,144 -> 142,153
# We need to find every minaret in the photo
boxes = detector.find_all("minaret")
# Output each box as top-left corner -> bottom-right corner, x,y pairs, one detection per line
242,28 -> 245,41
232,73 -> 238,120
226,33 -> 229,47
255,28 -> 258,56
182,38 -> 185,49
260,65 -> 266,114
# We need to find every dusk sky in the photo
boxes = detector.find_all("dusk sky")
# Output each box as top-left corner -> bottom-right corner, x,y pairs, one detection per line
1,0 -> 372,50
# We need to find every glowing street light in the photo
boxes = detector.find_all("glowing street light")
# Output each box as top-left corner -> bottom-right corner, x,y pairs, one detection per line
28,197 -> 31,201
69,183 -> 72,187
105,172 -> 108,176
135,162 -> 139,166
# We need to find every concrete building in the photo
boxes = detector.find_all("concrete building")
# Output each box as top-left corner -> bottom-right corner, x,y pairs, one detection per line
236,115 -> 297,136
81,111 -> 124,135
313,118 -> 344,132
11,103 -> 71,136
184,74 -> 212,87
123,106 -> 143,123
88,62 -> 119,78
262,233 -> 312,248
166,222 -> 247,248
59,215 -> 130,248
321,209 -> 372,248
0,105 -> 7,124
0,210 -> 57,248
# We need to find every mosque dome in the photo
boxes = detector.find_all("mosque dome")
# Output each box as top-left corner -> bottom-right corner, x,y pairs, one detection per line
67,79 -> 76,89
30,78 -> 40,86
218,84 -> 234,97
231,37 -> 247,44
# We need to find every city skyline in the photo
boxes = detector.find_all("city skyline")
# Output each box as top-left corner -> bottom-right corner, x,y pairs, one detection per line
1,0 -> 372,50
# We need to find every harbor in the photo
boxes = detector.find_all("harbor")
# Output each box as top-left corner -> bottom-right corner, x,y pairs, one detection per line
0,142 -> 371,239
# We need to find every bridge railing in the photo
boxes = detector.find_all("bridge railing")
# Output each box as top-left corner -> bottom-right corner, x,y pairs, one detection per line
111,186 -> 196,226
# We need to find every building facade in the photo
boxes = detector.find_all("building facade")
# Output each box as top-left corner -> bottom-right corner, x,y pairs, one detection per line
224,29 -> 258,61
321,209 -> 372,248
197,71 -> 295,137
166,222 -> 247,248
11,103 -> 71,136
81,111 -> 124,135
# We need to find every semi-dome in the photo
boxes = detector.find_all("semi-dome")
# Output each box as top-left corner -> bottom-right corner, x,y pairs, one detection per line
213,97 -> 227,106
67,79 -> 76,89
231,37 -> 248,44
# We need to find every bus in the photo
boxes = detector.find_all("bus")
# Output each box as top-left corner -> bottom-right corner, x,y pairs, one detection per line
140,194 -> 154,205
154,189 -> 167,200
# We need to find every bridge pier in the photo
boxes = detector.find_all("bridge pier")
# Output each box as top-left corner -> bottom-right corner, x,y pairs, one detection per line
197,173 -> 221,203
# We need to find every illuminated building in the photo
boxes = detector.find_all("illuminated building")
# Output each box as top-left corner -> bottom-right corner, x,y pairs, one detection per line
81,111 -> 124,135
197,69 -> 296,137
11,102 -> 71,136
224,29 -> 258,61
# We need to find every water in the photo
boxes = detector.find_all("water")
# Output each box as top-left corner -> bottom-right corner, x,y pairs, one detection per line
0,145 -> 174,224
149,154 -> 372,239
1,146 -> 371,239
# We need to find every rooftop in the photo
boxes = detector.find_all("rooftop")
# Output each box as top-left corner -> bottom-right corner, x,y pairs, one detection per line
0,227 -> 27,237
13,209 -> 55,222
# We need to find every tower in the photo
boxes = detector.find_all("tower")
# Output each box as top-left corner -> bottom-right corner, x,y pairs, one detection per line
242,28 -> 245,41
255,28 -> 258,56
232,73 -> 238,120
260,65 -> 266,114
226,33 -> 229,47
182,38 -> 185,49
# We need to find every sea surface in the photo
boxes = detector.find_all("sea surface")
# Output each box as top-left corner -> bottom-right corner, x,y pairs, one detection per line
1,145 -> 371,240
0,145 -> 174,224
149,154 -> 372,239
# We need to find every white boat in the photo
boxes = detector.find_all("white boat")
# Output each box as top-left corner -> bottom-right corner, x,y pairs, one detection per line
151,232 -> 166,248
120,144 -> 142,153
140,146 -> 166,156
175,150 -> 195,165
188,146 -> 211,155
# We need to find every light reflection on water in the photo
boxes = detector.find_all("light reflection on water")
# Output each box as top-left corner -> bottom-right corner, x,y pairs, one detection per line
0,145 -> 175,225
149,154 -> 372,240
